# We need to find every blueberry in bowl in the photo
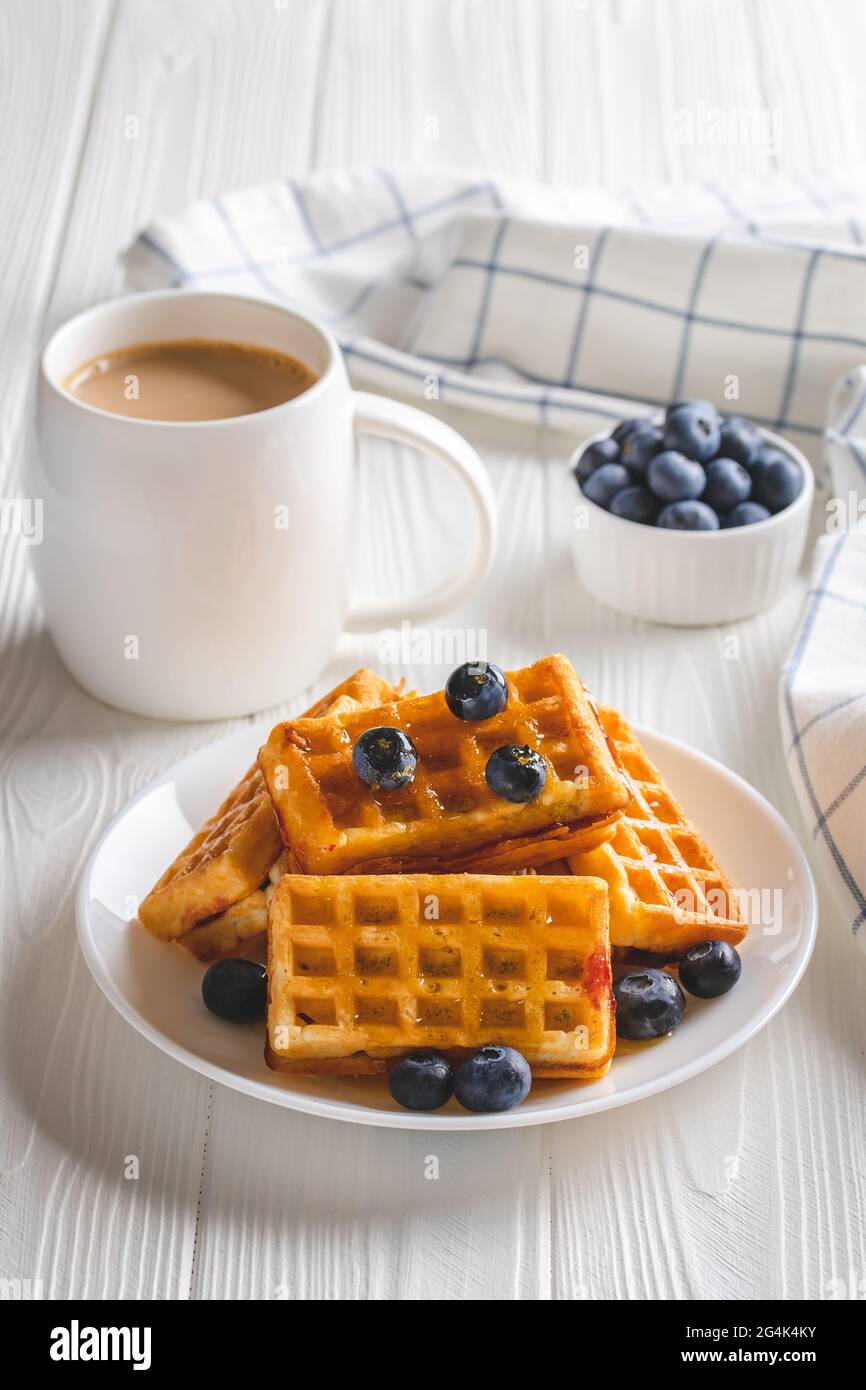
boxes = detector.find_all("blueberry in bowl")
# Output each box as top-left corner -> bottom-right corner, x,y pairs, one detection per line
610,485 -> 660,525
718,415 -> 762,468
722,500 -> 771,528
665,397 -> 717,422
647,450 -> 706,503
574,435 -> 620,486
657,499 -> 720,531
567,398 -> 813,624
702,457 -> 751,513
663,400 -> 721,462
582,461 -> 631,509
750,448 -> 804,513
572,400 -> 804,534
612,416 -> 649,446
620,422 -> 663,478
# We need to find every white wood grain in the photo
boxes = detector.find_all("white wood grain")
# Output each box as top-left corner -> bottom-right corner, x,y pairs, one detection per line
1,0 -> 864,1301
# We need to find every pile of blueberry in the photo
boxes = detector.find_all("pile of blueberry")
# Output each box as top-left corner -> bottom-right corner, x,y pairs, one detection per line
199,958 -> 532,1113
388,1044 -> 531,1113
352,661 -> 548,804
575,399 -> 803,531
614,939 -> 741,1041
389,936 -> 744,1109
199,939 -> 743,1112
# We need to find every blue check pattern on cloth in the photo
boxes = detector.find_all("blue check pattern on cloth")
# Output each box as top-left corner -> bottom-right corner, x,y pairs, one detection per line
780,368 -> 866,952
123,167 -> 866,461
781,531 -> 866,949
125,168 -> 866,947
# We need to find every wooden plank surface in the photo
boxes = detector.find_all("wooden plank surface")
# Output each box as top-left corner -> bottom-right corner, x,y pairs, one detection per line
1,0 -> 864,1300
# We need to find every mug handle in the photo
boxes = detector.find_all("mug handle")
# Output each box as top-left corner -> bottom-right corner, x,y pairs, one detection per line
344,391 -> 497,632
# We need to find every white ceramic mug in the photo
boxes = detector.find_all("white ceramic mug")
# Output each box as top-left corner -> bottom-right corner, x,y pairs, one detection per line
32,290 -> 496,719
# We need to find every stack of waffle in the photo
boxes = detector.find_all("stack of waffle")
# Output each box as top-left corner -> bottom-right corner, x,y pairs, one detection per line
139,655 -> 746,1083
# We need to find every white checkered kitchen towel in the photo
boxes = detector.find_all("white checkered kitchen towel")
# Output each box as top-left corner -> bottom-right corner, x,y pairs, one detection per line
124,167 -> 866,950
780,374 -> 866,953
123,167 -> 866,460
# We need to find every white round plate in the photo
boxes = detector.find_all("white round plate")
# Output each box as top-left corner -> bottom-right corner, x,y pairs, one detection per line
77,721 -> 817,1130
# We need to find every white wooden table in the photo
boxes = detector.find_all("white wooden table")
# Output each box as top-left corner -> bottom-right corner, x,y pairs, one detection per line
3,0 -> 866,1301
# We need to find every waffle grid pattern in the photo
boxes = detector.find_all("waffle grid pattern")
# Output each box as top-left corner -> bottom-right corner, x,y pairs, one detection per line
568,706 -> 746,954
139,670 -> 399,944
261,656 -> 627,873
267,874 -> 613,1071
139,765 -> 281,942
182,887 -> 270,960
182,767 -> 268,872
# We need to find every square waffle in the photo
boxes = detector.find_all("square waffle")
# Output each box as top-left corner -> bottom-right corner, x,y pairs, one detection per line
259,654 -> 628,875
180,887 -> 270,961
266,873 -> 614,1080
567,706 -> 746,956
138,669 -> 401,946
179,855 -> 288,962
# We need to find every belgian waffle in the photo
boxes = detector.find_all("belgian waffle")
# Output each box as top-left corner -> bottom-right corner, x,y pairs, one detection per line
179,854 -> 288,962
139,669 -> 401,946
181,888 -> 269,961
259,655 -> 628,875
567,706 -> 746,956
265,872 -> 615,1080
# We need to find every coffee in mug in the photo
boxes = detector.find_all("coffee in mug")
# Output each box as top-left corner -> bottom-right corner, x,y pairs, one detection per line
64,337 -> 317,421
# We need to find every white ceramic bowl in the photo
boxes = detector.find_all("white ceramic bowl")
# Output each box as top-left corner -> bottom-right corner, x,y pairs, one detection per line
568,422 -> 814,626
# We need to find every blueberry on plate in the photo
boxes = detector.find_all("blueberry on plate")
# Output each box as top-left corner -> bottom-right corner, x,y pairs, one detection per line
353,726 -> 417,789
614,968 -> 686,1041
388,1051 -> 454,1111
485,744 -> 546,802
574,436 -> 620,486
657,499 -> 720,531
454,1045 -> 531,1112
663,403 -> 721,462
679,940 -> 742,999
750,449 -> 803,513
722,500 -> 771,528
445,661 -> 508,721
702,457 -> 752,513
647,450 -> 706,503
718,415 -> 762,468
202,958 -> 267,1023
612,416 -> 647,446
610,484 -> 660,525
620,422 -> 663,478
581,461 -> 631,509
